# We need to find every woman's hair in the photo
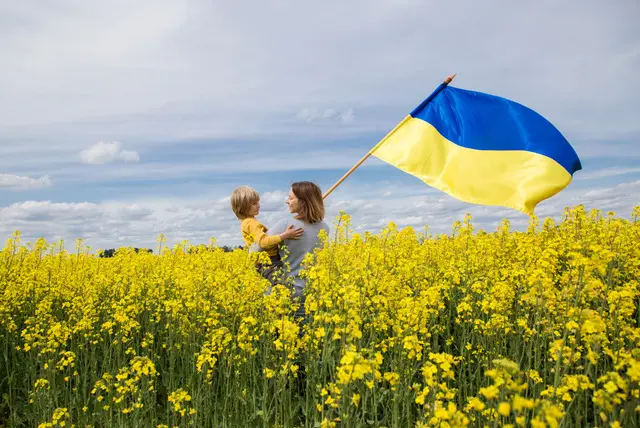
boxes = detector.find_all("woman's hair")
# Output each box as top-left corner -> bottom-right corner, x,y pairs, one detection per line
230,185 -> 259,219
292,181 -> 325,224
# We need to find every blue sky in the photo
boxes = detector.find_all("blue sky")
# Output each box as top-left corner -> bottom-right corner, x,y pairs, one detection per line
1,0 -> 639,249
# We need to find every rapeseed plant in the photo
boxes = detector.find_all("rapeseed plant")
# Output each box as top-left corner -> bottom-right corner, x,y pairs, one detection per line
0,205 -> 638,427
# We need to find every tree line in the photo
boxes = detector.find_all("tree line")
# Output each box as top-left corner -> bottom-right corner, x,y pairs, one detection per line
98,246 -> 242,257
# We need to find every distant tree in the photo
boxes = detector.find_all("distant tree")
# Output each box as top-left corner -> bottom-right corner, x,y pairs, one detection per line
99,248 -> 153,258
98,245 -> 246,257
101,249 -> 115,258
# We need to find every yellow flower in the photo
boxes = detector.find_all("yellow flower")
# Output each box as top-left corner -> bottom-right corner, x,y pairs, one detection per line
467,397 -> 485,411
531,418 -> 546,428
434,405 -> 450,420
383,372 -> 400,386
320,418 -> 336,428
513,395 -> 535,411
498,402 -> 511,416
415,387 -> 430,405
352,393 -> 361,407
479,385 -> 500,400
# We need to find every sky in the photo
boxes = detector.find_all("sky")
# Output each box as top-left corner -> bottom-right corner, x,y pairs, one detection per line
1,0 -> 639,251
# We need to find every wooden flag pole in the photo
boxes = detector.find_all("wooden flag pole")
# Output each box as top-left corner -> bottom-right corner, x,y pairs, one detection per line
322,73 -> 457,200
322,152 -> 372,199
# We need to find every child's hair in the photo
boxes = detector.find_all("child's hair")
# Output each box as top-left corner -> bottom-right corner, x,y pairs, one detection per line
230,186 -> 259,219
291,181 -> 325,224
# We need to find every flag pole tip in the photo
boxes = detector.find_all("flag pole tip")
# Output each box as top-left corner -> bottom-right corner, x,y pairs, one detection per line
445,73 -> 457,84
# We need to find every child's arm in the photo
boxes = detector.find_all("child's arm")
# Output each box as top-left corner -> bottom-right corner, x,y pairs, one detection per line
248,221 -> 303,249
280,225 -> 304,240
247,221 -> 281,249
268,220 -> 304,242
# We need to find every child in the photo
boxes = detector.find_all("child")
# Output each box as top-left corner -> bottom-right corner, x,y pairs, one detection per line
230,186 -> 303,283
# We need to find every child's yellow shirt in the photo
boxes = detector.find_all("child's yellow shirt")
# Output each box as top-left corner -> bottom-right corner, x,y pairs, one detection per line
240,217 -> 282,256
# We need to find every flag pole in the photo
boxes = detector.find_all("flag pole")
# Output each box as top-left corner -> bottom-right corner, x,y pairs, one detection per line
322,73 -> 457,200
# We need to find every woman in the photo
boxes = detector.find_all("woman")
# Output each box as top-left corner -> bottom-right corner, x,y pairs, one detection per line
269,181 -> 330,314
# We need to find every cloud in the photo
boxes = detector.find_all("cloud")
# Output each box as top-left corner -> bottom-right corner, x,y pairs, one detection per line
340,108 -> 356,124
0,190 -> 290,250
0,174 -> 52,191
323,178 -> 640,236
0,1 -> 638,243
79,141 -> 140,165
2,2 -> 638,155
296,107 -> 356,124
576,167 -> 640,180
259,190 -> 288,211
2,179 -> 637,252
0,199 -> 180,249
1,1 -> 638,140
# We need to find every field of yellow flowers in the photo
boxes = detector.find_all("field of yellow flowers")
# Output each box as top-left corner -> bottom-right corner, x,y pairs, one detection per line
1,205 -> 639,427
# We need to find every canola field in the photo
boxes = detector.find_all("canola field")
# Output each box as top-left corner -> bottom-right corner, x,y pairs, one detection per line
1,206 -> 639,428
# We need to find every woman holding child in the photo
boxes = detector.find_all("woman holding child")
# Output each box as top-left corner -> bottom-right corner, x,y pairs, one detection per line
230,181 -> 330,315
269,182 -> 330,306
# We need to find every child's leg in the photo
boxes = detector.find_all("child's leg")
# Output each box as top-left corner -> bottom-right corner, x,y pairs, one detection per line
259,254 -> 284,286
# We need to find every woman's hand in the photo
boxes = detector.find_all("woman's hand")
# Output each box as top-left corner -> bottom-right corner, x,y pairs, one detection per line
280,225 -> 304,240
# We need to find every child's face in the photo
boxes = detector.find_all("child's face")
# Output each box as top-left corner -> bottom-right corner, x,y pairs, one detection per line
249,199 -> 260,216
286,189 -> 299,213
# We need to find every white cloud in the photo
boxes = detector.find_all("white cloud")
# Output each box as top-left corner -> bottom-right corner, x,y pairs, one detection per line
1,1 -> 638,166
2,179 -> 637,251
323,178 -> 640,235
1,1 -> 638,140
296,107 -> 356,124
0,199 -> 197,249
0,1 -> 638,243
576,167 -> 640,180
259,190 -> 289,211
0,192 -> 292,250
340,108 -> 356,124
79,141 -> 140,165
0,174 -> 52,191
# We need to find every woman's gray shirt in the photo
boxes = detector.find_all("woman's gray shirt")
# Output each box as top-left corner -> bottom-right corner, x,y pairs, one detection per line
269,218 -> 330,299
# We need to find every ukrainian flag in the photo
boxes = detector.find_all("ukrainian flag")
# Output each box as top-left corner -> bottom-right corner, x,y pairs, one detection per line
370,83 -> 582,215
